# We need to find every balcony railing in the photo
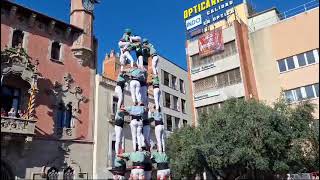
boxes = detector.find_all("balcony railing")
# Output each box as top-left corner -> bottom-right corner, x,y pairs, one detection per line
1,116 -> 36,135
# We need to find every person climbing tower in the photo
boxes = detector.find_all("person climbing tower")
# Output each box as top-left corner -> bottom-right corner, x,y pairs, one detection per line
142,38 -> 159,76
114,108 -> 125,155
128,64 -> 145,105
151,75 -> 161,112
115,72 -> 126,111
122,103 -> 147,152
152,107 -> 165,153
142,146 -> 153,180
151,149 -> 170,180
110,157 -> 127,180
141,107 -> 151,150
117,149 -> 150,180
139,68 -> 148,107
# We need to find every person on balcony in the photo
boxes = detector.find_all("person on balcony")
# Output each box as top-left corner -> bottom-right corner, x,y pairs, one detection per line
8,108 -> 16,117
1,108 -> 7,117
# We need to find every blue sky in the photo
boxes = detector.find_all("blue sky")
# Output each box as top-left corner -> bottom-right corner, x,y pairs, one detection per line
14,0 -> 315,73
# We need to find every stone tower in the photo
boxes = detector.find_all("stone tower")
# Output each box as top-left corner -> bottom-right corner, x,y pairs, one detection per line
70,0 -> 97,65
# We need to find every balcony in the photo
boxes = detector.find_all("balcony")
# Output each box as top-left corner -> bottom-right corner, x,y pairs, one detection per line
1,116 -> 36,135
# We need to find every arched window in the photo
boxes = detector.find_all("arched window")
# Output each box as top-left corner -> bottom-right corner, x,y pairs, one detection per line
63,167 -> 74,180
12,30 -> 24,48
57,102 -> 65,128
65,103 -> 72,128
57,102 -> 73,128
47,167 -> 59,180
51,41 -> 61,60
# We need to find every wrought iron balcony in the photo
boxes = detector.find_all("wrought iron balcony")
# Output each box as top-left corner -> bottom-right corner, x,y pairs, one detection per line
1,116 -> 36,135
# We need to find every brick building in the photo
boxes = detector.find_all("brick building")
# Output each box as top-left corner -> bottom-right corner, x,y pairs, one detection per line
1,0 -> 97,179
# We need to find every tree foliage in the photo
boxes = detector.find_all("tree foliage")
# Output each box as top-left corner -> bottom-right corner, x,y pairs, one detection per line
166,98 -> 319,179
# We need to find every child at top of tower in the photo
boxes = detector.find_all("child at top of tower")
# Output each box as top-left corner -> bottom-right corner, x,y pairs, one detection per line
118,28 -> 135,71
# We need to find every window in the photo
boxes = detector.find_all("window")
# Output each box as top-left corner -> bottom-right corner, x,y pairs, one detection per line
65,103 -> 72,128
175,117 -> 180,129
284,91 -> 294,102
12,30 -> 24,48
179,79 -> 185,93
181,99 -> 186,113
314,84 -> 319,97
51,41 -> 61,60
294,87 -> 303,101
171,75 -> 177,90
197,102 -> 223,116
306,50 -> 316,64
1,86 -> 20,113
63,167 -> 74,180
278,49 -> 318,73
172,96 -> 179,111
57,102 -> 72,128
191,41 -> 237,68
164,92 -> 171,108
305,85 -> 315,99
47,167 -> 59,180
286,57 -> 295,70
183,120 -> 188,127
297,53 -> 306,66
193,68 -> 241,93
163,70 -> 170,86
166,114 -> 172,131
112,97 -> 118,114
284,83 -> 319,102
57,103 -> 65,128
278,59 -> 287,72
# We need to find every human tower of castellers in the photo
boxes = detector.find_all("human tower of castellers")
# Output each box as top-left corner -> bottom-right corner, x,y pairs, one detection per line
109,28 -> 170,180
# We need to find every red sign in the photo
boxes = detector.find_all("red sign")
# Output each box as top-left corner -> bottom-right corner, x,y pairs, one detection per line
198,27 -> 224,58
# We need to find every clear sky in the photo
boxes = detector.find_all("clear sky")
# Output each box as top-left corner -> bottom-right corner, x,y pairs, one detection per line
14,0 -> 315,73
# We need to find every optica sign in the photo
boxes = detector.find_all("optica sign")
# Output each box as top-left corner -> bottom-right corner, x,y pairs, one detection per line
184,0 -> 243,38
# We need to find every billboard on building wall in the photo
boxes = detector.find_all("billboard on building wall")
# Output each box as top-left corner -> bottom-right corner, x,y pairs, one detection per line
198,27 -> 224,57
184,0 -> 243,39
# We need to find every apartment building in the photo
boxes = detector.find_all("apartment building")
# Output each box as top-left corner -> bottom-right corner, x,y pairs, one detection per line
248,6 -> 319,118
184,0 -> 319,125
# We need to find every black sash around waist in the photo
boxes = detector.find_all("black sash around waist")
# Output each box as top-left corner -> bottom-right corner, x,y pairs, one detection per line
155,120 -> 164,126
140,81 -> 147,87
157,163 -> 169,170
115,119 -> 124,128
117,82 -> 125,89
143,119 -> 150,126
143,162 -> 153,171
132,162 -> 144,167
153,84 -> 159,89
132,115 -> 142,120
113,165 -> 126,174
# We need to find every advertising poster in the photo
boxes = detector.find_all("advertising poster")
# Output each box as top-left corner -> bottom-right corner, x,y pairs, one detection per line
198,27 -> 224,58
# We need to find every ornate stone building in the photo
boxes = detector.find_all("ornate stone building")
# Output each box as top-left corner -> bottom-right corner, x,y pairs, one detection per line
1,0 -> 98,179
